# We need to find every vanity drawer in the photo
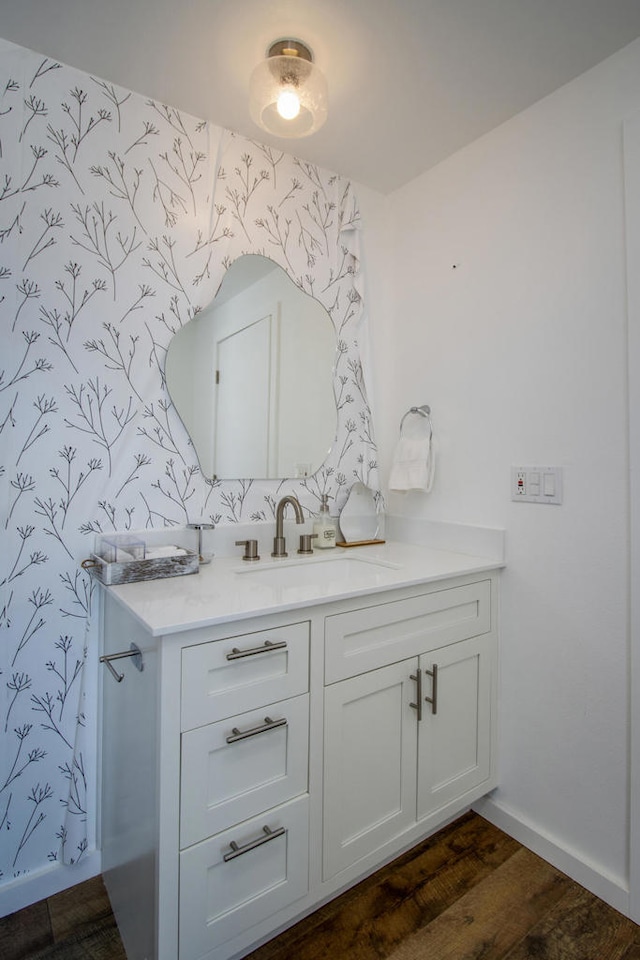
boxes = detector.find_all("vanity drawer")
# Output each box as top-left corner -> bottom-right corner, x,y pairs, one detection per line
181,621 -> 309,731
180,693 -> 309,848
325,581 -> 491,683
179,795 -> 309,960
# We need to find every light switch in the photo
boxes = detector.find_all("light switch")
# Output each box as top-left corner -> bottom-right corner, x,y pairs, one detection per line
511,466 -> 563,504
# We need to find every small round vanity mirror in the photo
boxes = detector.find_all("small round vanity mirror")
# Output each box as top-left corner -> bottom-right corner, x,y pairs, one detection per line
339,482 -> 380,543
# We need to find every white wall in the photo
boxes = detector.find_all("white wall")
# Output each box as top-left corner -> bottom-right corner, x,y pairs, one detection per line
370,39 -> 640,906
625,107 -> 640,922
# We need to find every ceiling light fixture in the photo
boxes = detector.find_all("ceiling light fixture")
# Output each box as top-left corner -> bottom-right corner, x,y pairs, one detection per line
249,39 -> 328,138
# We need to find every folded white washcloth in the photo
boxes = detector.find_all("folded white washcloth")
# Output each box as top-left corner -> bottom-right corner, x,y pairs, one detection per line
115,549 -> 137,562
389,437 -> 435,493
146,545 -> 187,559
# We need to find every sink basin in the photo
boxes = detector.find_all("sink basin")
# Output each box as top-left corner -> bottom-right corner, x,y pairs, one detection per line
235,554 -> 400,590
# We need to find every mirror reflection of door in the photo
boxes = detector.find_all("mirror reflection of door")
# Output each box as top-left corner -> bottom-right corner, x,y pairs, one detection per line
166,255 -> 336,480
214,312 -> 276,479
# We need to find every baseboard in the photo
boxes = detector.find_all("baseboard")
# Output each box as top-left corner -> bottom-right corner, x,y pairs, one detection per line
473,796 -> 630,916
0,849 -> 102,917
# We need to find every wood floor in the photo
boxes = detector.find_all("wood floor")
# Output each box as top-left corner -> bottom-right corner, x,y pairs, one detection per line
0,872 -> 126,960
3,812 -> 639,960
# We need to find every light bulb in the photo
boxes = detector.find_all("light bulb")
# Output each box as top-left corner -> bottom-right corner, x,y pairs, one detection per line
277,88 -> 301,120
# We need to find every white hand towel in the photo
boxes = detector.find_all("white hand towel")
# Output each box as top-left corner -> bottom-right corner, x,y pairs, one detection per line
389,437 -> 435,493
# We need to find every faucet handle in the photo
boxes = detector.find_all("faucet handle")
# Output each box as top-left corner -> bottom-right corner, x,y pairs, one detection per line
235,539 -> 260,562
297,533 -> 317,555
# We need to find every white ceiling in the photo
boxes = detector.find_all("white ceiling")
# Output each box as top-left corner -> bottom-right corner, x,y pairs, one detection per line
3,0 -> 640,193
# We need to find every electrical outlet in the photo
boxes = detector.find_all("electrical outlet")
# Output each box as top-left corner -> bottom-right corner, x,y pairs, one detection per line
511,465 -> 562,504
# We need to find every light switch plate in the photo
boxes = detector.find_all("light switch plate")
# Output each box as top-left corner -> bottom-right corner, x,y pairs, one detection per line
511,465 -> 563,504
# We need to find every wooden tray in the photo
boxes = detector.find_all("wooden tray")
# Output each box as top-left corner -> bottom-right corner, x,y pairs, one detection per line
82,550 -> 199,585
335,539 -> 386,548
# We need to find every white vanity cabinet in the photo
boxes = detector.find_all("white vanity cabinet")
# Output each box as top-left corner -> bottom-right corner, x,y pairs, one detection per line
322,580 -> 494,881
100,562 -> 499,960
101,603 -> 312,960
178,622 -> 311,960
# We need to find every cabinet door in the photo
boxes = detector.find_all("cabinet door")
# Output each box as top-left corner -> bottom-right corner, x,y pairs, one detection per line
417,634 -> 494,821
323,660 -> 418,880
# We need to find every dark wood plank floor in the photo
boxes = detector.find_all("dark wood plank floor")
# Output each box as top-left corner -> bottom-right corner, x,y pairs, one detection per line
0,872 -> 126,959
3,813 -> 639,960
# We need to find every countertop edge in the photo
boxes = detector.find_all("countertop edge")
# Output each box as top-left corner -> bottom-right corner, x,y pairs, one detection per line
102,542 -> 504,638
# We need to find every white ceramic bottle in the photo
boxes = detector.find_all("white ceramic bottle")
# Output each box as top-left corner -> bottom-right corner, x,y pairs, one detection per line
313,494 -> 337,549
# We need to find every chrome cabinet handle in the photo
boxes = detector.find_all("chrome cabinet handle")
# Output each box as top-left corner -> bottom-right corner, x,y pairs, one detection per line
410,668 -> 423,722
223,825 -> 286,862
226,639 -> 287,660
226,716 -> 287,744
425,663 -> 438,715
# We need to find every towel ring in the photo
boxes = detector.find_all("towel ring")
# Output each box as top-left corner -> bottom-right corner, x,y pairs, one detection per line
400,404 -> 432,438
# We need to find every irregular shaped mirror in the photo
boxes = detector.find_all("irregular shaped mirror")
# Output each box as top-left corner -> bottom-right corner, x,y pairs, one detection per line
166,255 -> 337,479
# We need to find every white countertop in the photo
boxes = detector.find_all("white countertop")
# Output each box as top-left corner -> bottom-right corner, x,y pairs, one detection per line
106,540 -> 503,636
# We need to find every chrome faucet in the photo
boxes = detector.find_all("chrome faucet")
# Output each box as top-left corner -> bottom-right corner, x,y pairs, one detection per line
272,496 -> 304,558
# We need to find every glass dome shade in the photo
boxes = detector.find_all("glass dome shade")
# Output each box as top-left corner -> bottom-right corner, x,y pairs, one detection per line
249,54 -> 328,138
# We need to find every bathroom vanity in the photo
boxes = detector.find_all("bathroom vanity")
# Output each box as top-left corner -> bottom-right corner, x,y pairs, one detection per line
99,541 -> 501,960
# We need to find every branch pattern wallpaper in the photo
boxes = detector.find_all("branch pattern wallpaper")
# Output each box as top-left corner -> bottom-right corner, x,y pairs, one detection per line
0,38 -> 379,893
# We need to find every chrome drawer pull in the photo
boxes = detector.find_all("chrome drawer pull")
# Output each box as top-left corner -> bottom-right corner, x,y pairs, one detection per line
226,716 -> 287,744
409,668 -> 423,722
223,825 -> 286,862
425,663 -> 438,715
226,639 -> 287,660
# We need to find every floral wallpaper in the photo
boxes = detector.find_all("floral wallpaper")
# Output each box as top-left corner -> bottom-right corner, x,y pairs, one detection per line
0,38 -> 378,895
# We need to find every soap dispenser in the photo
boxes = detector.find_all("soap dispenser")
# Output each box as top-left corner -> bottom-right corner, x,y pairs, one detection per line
313,494 -> 337,549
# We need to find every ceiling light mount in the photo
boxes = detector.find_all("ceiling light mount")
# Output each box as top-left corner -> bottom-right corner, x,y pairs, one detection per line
267,39 -> 313,62
249,38 -> 328,139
